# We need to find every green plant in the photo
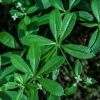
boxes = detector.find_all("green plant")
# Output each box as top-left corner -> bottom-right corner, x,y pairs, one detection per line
0,0 -> 100,100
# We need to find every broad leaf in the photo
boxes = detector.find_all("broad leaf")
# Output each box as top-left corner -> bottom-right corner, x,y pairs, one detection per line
38,78 -> 64,96
24,15 -> 31,25
65,83 -> 77,95
59,13 -> 76,42
37,56 -> 65,75
76,11 -> 94,21
0,91 -> 27,100
62,44 -> 95,59
88,29 -> 100,54
41,0 -> 51,9
91,0 -> 100,22
48,94 -> 60,100
26,6 -> 38,14
11,54 -> 32,73
49,0 -> 65,12
49,9 -> 62,41
74,60 -> 82,76
37,14 -> 49,26
21,35 -> 55,46
28,43 -> 41,74
69,0 -> 80,10
0,32 -> 19,48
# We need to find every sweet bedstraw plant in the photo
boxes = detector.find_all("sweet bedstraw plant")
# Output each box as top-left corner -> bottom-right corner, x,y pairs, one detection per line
0,0 -> 99,99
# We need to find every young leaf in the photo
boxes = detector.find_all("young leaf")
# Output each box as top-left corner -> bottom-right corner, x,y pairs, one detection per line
26,6 -> 38,14
65,83 -> 77,95
91,0 -> 100,22
28,43 -> 41,74
74,60 -> 82,76
0,31 -> 19,48
11,54 -> 32,73
24,15 -> 31,25
37,56 -> 65,75
49,0 -> 65,12
59,13 -> 76,42
88,29 -> 100,54
69,0 -> 80,10
48,94 -> 60,100
20,35 -> 55,46
49,9 -> 62,41
38,78 -> 64,96
62,44 -> 95,59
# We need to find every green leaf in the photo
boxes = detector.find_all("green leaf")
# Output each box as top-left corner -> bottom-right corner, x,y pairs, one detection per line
81,23 -> 97,27
0,91 -> 27,100
26,6 -> 38,14
62,44 -> 95,59
74,60 -> 82,76
26,83 -> 38,90
88,29 -> 100,54
20,35 -> 55,46
37,14 -> 49,26
41,0 -> 51,9
65,83 -> 77,95
38,78 -> 64,96
28,43 -> 41,74
91,0 -> 100,22
49,0 -> 65,12
24,15 -> 31,25
75,11 -> 94,21
49,9 -> 62,41
59,13 -> 76,42
2,82 -> 18,90
0,31 -> 19,48
11,54 -> 32,73
37,56 -> 65,75
9,9 -> 23,17
0,65 -> 16,79
82,77 -> 97,85
69,0 -> 80,10
48,94 -> 60,100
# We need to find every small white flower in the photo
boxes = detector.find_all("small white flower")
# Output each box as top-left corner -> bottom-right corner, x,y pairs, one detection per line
37,83 -> 42,90
74,75 -> 82,83
16,2 -> 22,8
0,0 -> 2,3
86,77 -> 92,84
11,14 -> 18,21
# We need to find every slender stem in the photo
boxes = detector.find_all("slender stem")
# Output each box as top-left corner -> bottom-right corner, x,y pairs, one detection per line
59,47 -> 73,72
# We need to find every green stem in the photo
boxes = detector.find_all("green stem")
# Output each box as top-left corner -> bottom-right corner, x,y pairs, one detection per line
59,47 -> 73,72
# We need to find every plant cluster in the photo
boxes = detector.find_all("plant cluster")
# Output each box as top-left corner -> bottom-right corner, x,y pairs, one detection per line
0,0 -> 100,100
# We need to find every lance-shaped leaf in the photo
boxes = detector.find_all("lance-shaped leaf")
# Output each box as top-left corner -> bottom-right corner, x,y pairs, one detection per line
69,0 -> 80,10
21,35 -> 55,46
37,56 -> 65,75
62,44 -> 95,59
74,60 -> 82,76
11,54 -> 32,73
49,0 -> 65,12
49,9 -> 62,41
0,31 -> 19,48
38,78 -> 64,96
59,13 -> 76,42
88,29 -> 100,54
91,0 -> 100,22
65,83 -> 77,95
81,23 -> 97,27
28,43 -> 41,74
